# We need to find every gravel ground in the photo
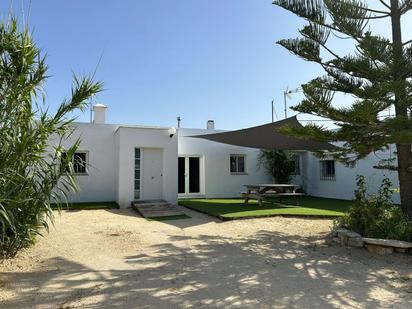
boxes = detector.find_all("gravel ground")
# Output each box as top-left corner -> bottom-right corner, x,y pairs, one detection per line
0,207 -> 411,308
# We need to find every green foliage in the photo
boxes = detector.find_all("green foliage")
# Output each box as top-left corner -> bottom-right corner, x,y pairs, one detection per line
273,0 -> 412,163
0,19 -> 102,258
337,175 -> 412,241
273,0 -> 412,217
257,150 -> 296,183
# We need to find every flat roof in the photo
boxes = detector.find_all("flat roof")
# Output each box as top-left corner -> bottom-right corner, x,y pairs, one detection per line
115,124 -> 173,132
73,121 -> 173,132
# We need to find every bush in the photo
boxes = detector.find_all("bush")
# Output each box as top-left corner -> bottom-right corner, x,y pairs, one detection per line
257,150 -> 296,183
337,175 -> 412,241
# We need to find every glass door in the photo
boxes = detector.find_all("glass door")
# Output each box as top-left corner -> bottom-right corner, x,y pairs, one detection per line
188,157 -> 200,193
178,156 -> 201,195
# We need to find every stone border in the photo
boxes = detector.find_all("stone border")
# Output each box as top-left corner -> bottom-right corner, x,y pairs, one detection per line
331,229 -> 412,255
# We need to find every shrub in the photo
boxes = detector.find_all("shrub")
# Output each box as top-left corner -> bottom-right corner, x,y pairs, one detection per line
337,175 -> 412,241
257,150 -> 296,183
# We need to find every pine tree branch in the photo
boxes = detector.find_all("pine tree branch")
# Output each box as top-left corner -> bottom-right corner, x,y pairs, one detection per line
378,0 -> 391,10
355,45 -> 381,71
331,31 -> 352,40
403,39 -> 412,46
400,0 -> 412,13
273,1 -> 364,42
279,38 -> 376,83
320,43 -> 342,60
299,24 -> 343,60
357,13 -> 390,20
349,3 -> 390,15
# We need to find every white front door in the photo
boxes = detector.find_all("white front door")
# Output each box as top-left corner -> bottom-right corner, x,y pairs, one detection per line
142,148 -> 163,200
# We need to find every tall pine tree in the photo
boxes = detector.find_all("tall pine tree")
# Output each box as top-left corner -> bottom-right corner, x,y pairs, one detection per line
273,0 -> 412,217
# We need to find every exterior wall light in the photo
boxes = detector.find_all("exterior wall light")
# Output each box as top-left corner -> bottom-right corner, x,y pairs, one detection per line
168,127 -> 177,138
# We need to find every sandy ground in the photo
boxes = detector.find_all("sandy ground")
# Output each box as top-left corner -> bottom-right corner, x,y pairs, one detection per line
0,207 -> 411,309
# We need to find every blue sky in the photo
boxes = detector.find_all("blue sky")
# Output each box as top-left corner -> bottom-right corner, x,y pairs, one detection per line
1,1 -> 410,130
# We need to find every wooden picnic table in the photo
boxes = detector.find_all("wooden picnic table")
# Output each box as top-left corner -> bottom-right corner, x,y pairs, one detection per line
242,184 -> 304,206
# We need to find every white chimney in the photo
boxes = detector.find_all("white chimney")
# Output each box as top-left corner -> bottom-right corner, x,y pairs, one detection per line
93,103 -> 107,124
207,120 -> 215,130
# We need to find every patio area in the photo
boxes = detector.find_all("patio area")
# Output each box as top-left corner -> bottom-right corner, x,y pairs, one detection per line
179,196 -> 352,220
1,207 -> 411,308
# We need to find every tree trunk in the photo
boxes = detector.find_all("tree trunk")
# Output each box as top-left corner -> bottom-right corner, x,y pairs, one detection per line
397,145 -> 412,217
391,0 -> 412,217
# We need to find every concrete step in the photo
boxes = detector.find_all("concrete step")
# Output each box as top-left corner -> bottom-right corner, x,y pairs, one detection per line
132,199 -> 166,205
131,200 -> 185,218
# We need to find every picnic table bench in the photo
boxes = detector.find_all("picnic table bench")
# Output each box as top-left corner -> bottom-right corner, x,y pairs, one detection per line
241,184 -> 305,206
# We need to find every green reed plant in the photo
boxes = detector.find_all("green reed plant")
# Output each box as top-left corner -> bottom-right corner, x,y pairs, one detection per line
0,19 -> 102,258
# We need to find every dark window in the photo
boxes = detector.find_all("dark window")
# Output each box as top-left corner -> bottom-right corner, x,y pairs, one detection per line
320,160 -> 335,181
178,157 -> 186,194
189,157 -> 200,193
134,148 -> 141,200
61,151 -> 88,175
230,155 -> 246,174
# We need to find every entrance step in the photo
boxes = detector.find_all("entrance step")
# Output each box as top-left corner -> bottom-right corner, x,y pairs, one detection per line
131,200 -> 185,218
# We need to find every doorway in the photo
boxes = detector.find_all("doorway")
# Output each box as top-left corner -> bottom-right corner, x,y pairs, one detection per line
178,156 -> 201,195
140,148 -> 163,200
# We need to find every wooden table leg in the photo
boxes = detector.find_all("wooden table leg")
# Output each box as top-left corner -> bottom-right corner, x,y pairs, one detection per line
244,189 -> 250,204
258,196 -> 263,206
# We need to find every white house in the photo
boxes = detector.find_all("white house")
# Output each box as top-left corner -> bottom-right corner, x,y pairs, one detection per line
59,104 -> 400,208
300,151 -> 400,203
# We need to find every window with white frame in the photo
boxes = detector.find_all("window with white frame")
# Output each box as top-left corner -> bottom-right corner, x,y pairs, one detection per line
320,160 -> 336,181
61,151 -> 88,175
230,154 -> 246,174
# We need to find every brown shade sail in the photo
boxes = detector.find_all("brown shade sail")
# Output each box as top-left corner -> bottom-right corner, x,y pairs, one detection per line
190,116 -> 335,151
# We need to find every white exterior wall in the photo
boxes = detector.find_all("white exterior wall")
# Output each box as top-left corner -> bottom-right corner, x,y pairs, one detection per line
56,120 -> 400,206
115,126 -> 178,208
303,150 -> 400,203
58,123 -> 118,203
57,123 -> 177,208
178,128 -> 271,198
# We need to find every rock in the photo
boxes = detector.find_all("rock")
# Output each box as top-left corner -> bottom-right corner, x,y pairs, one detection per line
395,248 -> 407,253
365,244 -> 394,255
348,237 -> 364,248
346,232 -> 362,238
339,234 -> 349,246
336,229 -> 359,246
336,229 -> 350,237
331,229 -> 340,237
332,236 -> 340,243
362,238 -> 412,249
338,231 -> 352,246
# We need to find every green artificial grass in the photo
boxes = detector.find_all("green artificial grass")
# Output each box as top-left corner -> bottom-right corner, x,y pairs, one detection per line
179,196 -> 352,220
51,201 -> 119,210
146,214 -> 191,221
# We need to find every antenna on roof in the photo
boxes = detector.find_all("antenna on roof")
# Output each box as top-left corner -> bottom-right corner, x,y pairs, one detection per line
271,100 -> 274,122
283,86 -> 301,119
271,100 -> 278,122
177,116 -> 181,128
90,99 -> 93,123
